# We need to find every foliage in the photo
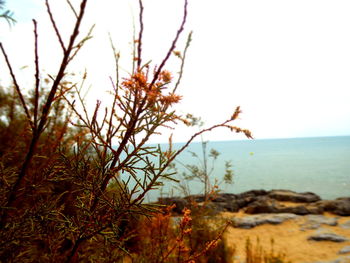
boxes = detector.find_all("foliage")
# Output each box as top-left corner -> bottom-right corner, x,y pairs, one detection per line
244,238 -> 291,263
0,0 -> 251,262
171,113 -> 250,199
0,0 -> 16,26
129,203 -> 234,263
174,130 -> 235,199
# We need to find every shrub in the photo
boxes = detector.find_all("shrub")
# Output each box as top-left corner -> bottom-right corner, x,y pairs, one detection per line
0,0 -> 251,262
245,238 -> 291,263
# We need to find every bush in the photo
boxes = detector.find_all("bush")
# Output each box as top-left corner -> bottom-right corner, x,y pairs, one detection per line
0,1 -> 251,262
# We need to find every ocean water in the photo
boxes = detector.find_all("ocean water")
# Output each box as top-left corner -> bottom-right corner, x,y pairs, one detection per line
146,136 -> 350,201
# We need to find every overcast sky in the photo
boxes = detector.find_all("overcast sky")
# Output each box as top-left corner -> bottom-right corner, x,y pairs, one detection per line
1,0 -> 350,143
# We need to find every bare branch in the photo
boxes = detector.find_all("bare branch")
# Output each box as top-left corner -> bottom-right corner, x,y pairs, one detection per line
66,0 -> 78,19
45,0 -> 67,53
137,0 -> 144,70
38,0 -> 88,136
67,24 -> 95,64
0,43 -> 34,130
173,31 -> 192,93
149,0 -> 188,88
33,19 -> 40,129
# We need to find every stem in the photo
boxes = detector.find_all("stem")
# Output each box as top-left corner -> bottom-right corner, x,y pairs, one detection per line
0,0 -> 88,227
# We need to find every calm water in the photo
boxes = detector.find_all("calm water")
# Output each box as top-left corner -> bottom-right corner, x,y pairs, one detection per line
146,136 -> 350,201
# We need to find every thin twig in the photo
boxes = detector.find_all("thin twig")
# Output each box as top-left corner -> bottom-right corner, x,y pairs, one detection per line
45,0 -> 67,53
38,0 -> 88,136
1,0 -> 89,228
149,0 -> 188,89
173,31 -> 192,93
0,43 -> 34,130
33,19 -> 40,129
66,0 -> 78,18
137,0 -> 144,70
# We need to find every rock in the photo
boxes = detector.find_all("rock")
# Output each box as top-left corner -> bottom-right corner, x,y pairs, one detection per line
244,197 -> 323,215
238,189 -> 268,198
244,197 -> 280,214
308,233 -> 348,242
268,189 -> 321,203
301,215 -> 338,230
222,201 -> 240,212
309,257 -> 350,263
186,194 -> 206,203
158,190 -> 349,216
279,205 -> 314,215
318,198 -> 350,216
232,213 -> 298,229
211,193 -> 237,202
339,246 -> 350,254
340,220 -> 350,229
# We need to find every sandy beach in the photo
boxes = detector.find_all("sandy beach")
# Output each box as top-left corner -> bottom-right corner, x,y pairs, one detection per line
222,210 -> 350,263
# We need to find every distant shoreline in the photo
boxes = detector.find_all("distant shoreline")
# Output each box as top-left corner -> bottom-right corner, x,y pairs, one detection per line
158,189 -> 350,216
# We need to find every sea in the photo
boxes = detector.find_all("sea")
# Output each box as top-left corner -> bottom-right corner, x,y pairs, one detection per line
145,136 -> 350,202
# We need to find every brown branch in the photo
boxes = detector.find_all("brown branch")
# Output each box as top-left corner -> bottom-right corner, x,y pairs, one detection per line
45,0 -> 67,53
0,43 -> 34,130
66,0 -> 78,19
149,0 -> 188,89
173,31 -> 192,93
137,0 -> 144,70
131,118 -> 240,205
92,0 -> 190,202
38,0 -> 88,136
33,19 -> 40,129
0,0 -> 89,227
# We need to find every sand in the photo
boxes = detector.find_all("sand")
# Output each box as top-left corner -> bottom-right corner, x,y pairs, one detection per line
221,211 -> 350,263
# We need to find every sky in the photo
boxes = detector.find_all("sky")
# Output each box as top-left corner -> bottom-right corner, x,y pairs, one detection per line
1,0 -> 350,143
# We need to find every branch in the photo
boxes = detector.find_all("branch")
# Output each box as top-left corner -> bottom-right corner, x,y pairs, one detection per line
66,0 -> 78,19
45,0 -> 67,53
0,43 -> 34,130
137,0 -> 144,70
38,0 -> 88,136
33,19 -> 40,129
149,0 -> 188,89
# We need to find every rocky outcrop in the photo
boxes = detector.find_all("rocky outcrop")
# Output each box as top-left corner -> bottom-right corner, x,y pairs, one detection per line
300,215 -> 338,230
268,190 -> 320,203
158,189 -> 350,216
339,246 -> 350,254
340,220 -> 350,229
317,198 -> 350,216
308,233 -> 349,242
232,213 -> 298,229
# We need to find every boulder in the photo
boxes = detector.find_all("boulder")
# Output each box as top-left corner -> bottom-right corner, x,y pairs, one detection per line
244,197 -> 280,214
278,205 -> 314,215
268,190 -> 321,203
340,220 -> 350,230
318,198 -> 350,216
301,215 -> 338,230
232,213 -> 298,229
309,256 -> 350,263
238,189 -> 268,199
211,193 -> 237,203
157,190 -> 349,216
244,197 -> 323,215
308,233 -> 348,242
339,246 -> 350,254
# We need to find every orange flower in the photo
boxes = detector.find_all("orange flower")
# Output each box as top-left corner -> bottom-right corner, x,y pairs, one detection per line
160,93 -> 182,105
160,70 -> 172,82
173,50 -> 182,58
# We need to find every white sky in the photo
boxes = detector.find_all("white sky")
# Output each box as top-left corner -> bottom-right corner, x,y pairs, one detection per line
1,0 -> 350,143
